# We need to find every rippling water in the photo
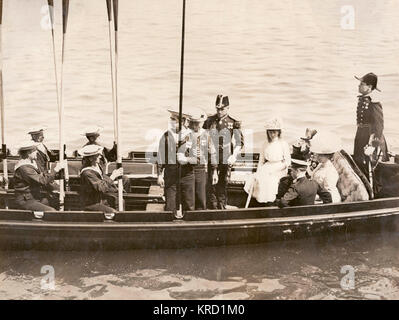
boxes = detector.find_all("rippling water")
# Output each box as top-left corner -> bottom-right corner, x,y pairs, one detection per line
2,0 -> 399,300
2,233 -> 399,300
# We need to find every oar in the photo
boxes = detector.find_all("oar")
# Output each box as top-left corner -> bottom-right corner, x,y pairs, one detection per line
47,0 -> 60,116
176,0 -> 186,218
0,0 -> 8,207
58,0 -> 70,210
112,0 -> 123,211
106,0 -> 117,142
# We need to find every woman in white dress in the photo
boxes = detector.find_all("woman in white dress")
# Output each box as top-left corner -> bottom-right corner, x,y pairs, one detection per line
244,117 -> 291,204
309,133 -> 342,203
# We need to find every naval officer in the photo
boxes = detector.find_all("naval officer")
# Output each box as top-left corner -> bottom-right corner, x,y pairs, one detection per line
156,108 -> 190,211
203,95 -> 244,209
353,73 -> 389,176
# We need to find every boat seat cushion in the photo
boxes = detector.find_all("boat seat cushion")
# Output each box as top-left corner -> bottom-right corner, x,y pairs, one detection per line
331,150 -> 370,202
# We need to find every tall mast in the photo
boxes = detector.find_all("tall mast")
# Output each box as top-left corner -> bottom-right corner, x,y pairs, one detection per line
0,0 -> 8,200
58,0 -> 70,211
176,0 -> 186,218
112,0 -> 123,211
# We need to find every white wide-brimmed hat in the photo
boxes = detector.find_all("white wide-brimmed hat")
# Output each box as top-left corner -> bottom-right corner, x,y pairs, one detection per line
265,116 -> 283,130
310,132 -> 342,154
78,144 -> 104,157
188,107 -> 207,122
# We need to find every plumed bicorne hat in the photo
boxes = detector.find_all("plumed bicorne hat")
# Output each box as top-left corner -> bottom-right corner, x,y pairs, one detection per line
215,94 -> 229,109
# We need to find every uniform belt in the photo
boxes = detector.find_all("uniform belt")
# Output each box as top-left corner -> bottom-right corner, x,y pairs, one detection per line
357,123 -> 370,128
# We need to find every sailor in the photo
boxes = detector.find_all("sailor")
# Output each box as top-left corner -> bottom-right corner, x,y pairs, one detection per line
353,73 -> 389,176
28,127 -> 58,173
276,157 -> 332,208
156,108 -> 190,211
203,95 -> 244,209
178,108 -> 218,210
82,126 -> 130,193
78,144 -> 123,213
83,127 -> 117,166
13,140 -> 64,211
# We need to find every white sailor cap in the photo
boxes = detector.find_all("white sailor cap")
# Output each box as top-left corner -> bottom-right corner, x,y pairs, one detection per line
82,126 -> 103,137
78,144 -> 104,157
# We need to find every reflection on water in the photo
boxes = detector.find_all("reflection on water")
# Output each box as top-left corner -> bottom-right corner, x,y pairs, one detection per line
1,233 -> 399,300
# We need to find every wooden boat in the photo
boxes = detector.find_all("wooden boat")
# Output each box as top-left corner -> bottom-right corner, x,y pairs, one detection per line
1,151 -> 399,250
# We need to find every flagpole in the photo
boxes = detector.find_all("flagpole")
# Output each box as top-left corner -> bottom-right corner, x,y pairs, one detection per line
176,0 -> 186,218
112,0 -> 123,211
58,0 -> 70,211
0,0 -> 8,201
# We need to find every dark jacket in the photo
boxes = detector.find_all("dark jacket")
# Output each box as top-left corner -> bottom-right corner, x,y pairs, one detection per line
278,176 -> 332,208
36,144 -> 58,173
156,130 -> 178,176
13,160 -> 58,200
79,166 -> 117,207
203,114 -> 244,164
354,95 -> 388,161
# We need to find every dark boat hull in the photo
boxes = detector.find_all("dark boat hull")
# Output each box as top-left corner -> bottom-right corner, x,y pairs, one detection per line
1,198 -> 399,250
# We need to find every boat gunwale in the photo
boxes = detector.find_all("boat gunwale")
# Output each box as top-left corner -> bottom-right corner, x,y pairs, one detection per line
0,206 -> 398,231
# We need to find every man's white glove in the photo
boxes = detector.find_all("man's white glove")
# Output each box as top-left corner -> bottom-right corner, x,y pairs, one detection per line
177,153 -> 188,164
54,160 -> 66,173
227,155 -> 237,166
110,168 -> 124,180
157,174 -> 165,188
364,145 -> 375,157
212,170 -> 218,185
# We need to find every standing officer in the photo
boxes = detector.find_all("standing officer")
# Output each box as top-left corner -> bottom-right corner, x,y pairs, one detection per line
178,108 -> 218,210
157,108 -> 190,211
353,73 -> 389,176
203,95 -> 244,209
28,128 -> 58,173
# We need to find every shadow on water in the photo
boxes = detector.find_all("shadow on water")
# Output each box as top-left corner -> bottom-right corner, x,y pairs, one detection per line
1,231 -> 399,299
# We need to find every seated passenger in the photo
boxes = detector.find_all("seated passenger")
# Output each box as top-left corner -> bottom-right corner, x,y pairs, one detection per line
244,116 -> 291,204
276,158 -> 332,208
13,140 -> 64,211
309,133 -> 342,203
291,128 -> 317,161
82,126 -> 130,193
78,145 -> 123,213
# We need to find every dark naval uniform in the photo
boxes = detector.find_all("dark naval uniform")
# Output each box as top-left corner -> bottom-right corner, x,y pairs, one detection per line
354,95 -> 389,175
36,143 -> 58,173
157,130 -> 179,211
179,129 -> 218,210
84,141 -> 129,193
277,176 -> 332,208
79,166 -> 118,213
203,114 -> 244,209
13,160 -> 59,211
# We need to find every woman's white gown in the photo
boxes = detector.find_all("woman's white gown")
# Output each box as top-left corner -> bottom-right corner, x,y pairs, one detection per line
244,138 -> 291,203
